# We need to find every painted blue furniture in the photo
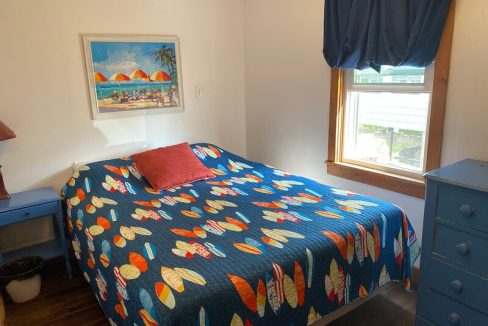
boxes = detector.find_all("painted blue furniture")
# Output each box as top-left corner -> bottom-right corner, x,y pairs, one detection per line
0,187 -> 72,279
416,159 -> 488,325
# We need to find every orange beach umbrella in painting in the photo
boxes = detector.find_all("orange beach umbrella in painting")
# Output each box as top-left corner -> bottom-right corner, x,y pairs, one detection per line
151,70 -> 172,93
150,70 -> 171,82
94,72 -> 108,99
130,69 -> 149,80
110,73 -> 131,95
94,72 -> 108,83
110,73 -> 131,82
130,69 -> 150,92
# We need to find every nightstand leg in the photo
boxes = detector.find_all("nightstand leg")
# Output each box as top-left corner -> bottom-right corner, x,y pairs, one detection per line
56,203 -> 72,279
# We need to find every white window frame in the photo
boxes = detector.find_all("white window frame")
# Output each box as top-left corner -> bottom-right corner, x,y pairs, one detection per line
339,65 -> 435,179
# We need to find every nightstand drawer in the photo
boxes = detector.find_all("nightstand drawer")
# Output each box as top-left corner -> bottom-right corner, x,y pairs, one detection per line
429,258 -> 488,314
433,223 -> 488,277
436,184 -> 488,233
420,290 -> 488,326
0,201 -> 58,225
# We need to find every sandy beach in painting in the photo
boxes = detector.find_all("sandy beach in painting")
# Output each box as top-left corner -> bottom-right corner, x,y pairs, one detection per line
98,100 -> 170,112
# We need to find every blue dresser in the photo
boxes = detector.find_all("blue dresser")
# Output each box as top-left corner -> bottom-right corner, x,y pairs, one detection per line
416,160 -> 488,325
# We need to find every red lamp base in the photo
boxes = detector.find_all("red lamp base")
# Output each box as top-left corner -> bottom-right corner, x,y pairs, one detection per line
0,166 -> 10,200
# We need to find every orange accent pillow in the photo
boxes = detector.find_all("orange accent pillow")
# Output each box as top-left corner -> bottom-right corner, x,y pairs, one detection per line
131,143 -> 215,191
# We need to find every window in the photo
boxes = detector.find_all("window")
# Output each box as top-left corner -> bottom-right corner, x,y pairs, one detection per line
326,4 -> 455,198
342,66 -> 433,178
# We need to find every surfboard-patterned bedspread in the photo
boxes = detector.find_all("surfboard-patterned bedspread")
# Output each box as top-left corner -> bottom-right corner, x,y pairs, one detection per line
62,143 -> 420,326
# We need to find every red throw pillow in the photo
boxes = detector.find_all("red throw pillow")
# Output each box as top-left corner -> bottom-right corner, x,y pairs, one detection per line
131,142 -> 215,191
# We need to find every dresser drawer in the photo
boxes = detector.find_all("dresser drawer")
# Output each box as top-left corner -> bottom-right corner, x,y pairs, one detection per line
429,258 -> 488,314
433,223 -> 488,277
419,290 -> 488,326
436,184 -> 488,233
0,201 -> 58,225
433,223 -> 488,276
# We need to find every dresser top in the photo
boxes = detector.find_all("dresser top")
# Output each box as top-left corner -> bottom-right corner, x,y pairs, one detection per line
0,187 -> 59,213
425,159 -> 488,192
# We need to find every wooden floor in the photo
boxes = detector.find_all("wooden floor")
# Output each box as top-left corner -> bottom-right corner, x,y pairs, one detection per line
328,284 -> 416,326
4,259 -> 416,325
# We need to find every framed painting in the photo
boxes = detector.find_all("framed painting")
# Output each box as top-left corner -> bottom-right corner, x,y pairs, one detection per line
82,34 -> 184,119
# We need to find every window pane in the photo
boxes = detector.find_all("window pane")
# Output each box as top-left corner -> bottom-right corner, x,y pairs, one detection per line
353,66 -> 425,84
343,91 -> 430,172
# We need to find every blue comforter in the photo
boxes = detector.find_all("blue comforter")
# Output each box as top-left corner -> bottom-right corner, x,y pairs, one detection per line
62,143 -> 419,326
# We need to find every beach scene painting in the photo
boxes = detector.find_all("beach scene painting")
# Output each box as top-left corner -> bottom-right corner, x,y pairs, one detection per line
83,34 -> 183,119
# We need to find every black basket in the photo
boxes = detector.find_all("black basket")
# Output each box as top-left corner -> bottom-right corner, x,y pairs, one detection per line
0,256 -> 44,286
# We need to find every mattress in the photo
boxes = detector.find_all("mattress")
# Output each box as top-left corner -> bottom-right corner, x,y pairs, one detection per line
62,143 -> 420,326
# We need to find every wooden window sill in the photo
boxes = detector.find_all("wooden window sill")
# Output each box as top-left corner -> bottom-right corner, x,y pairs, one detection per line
326,161 -> 426,199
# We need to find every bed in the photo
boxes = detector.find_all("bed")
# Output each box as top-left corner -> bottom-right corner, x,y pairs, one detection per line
62,143 -> 420,326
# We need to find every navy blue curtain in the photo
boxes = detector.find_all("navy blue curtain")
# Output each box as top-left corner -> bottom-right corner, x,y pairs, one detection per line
323,0 -> 451,71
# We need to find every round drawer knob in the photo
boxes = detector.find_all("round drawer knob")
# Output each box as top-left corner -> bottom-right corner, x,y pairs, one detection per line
460,204 -> 474,217
456,242 -> 470,256
448,313 -> 460,325
449,280 -> 464,293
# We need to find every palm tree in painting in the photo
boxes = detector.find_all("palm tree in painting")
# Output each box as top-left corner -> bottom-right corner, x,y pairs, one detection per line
153,45 -> 177,86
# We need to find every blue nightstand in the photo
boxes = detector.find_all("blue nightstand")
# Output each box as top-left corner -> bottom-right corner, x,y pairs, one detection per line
0,187 -> 72,279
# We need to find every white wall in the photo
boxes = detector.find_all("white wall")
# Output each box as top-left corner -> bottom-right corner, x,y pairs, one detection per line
440,1 -> 488,164
0,0 -> 246,250
244,0 -> 488,243
2,0 -> 487,254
